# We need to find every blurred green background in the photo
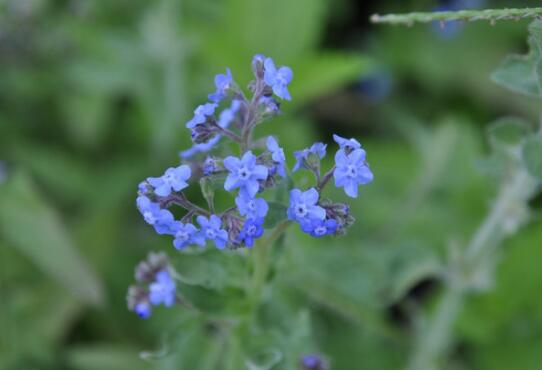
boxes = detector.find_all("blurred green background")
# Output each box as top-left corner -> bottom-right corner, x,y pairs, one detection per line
1,0 -> 541,369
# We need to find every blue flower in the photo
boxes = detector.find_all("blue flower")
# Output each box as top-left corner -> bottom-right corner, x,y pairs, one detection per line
237,218 -> 264,247
135,301 -> 152,319
287,188 -> 326,223
147,165 -> 191,197
149,270 -> 176,307
218,99 -> 241,128
197,214 -> 229,249
180,136 -> 221,158
171,222 -> 205,250
300,354 -> 327,370
259,96 -> 279,114
136,196 -> 175,235
333,134 -> 361,151
181,100 -> 241,159
208,68 -> 233,102
333,149 -> 373,198
235,192 -> 269,220
266,136 -> 286,177
186,103 -> 218,129
203,156 -> 218,175
223,151 -> 268,197
301,218 -> 338,238
292,143 -> 327,172
264,57 -> 293,101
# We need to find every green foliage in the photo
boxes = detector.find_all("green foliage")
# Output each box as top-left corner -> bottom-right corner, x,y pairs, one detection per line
522,135 -> 542,180
0,171 -> 103,305
491,20 -> 542,97
2,1 -> 542,370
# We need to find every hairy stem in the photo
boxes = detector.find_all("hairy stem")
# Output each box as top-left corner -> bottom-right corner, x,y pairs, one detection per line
407,166 -> 537,370
371,8 -> 542,26
164,193 -> 210,217
317,166 -> 336,192
249,220 -> 292,308
212,124 -> 243,143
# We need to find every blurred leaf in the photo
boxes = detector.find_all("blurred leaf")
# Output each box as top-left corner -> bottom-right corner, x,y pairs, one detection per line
522,135 -> 542,181
458,220 -> 542,370
487,117 -> 529,146
11,143 -> 95,203
171,248 -> 249,290
491,20 -> 542,97
66,345 -> 151,370
0,171 -> 104,305
264,201 -> 288,229
291,53 -> 370,103
155,316 -> 226,370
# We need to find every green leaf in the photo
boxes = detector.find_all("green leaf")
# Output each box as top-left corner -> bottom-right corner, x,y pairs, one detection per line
0,172 -> 104,305
171,248 -> 249,290
491,20 -> 542,97
66,345 -> 151,370
264,201 -> 288,229
522,135 -> 542,180
487,117 -> 529,146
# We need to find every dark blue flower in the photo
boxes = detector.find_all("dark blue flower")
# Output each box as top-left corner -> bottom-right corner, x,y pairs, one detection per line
186,103 -> 218,129
149,270 -> 176,307
223,151 -> 268,197
266,136 -> 286,177
197,214 -> 229,249
135,301 -> 152,319
208,68 -> 233,102
293,143 -> 327,172
301,219 -> 338,238
264,57 -> 293,101
300,354 -> 328,370
237,218 -> 264,247
333,149 -> 373,198
171,222 -> 205,250
235,192 -> 268,220
333,134 -> 361,151
287,188 -> 326,223
136,196 -> 176,235
147,165 -> 191,197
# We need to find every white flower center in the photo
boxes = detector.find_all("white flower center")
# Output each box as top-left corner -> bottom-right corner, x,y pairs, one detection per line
295,203 -> 308,218
238,167 -> 250,180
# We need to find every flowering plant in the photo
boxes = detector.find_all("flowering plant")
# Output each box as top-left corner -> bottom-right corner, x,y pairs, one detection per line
128,55 -> 373,322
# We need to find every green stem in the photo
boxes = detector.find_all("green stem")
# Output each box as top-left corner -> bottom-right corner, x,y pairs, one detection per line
407,166 -> 537,370
249,220 -> 292,308
371,8 -> 542,26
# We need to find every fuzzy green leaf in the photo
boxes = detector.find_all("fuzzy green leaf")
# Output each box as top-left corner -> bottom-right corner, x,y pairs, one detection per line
522,135 -> 542,180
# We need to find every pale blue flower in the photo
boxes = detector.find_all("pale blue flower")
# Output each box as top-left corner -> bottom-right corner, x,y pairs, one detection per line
147,165 -> 191,197
149,270 -> 176,307
223,151 -> 268,197
264,57 -> 293,101
186,103 -> 217,129
287,188 -> 326,223
209,68 -> 233,102
266,136 -> 286,177
197,214 -> 229,249
333,149 -> 373,198
235,192 -> 269,220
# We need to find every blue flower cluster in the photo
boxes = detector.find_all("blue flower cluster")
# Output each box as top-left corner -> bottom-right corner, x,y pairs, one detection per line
127,252 -> 177,319
129,55 -> 373,317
